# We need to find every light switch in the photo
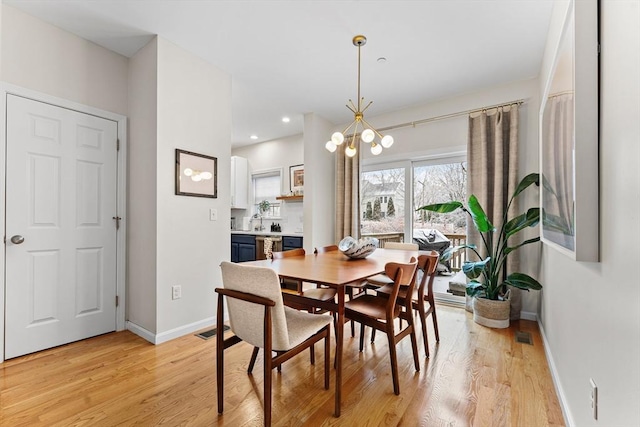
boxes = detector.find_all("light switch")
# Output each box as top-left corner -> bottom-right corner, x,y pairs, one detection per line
209,208 -> 218,221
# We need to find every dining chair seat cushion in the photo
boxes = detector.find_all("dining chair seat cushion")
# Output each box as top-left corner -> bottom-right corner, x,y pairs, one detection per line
345,294 -> 401,320
283,306 -> 333,349
302,287 -> 337,302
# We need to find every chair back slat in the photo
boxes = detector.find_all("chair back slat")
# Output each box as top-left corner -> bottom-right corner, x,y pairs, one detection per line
383,257 -> 418,318
384,242 -> 419,250
272,248 -> 305,259
220,261 -> 291,350
314,245 -> 338,254
416,251 -> 440,303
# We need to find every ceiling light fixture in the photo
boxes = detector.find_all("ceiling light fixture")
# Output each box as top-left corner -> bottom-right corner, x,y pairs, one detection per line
282,117 -> 290,123
250,135 -> 258,140
325,35 -> 393,157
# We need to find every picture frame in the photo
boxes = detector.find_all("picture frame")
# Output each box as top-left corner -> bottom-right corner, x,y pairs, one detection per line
289,164 -> 304,194
175,149 -> 217,198
539,0 -> 599,261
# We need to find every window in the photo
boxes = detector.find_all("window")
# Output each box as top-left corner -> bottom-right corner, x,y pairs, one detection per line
252,169 -> 282,218
360,167 -> 405,236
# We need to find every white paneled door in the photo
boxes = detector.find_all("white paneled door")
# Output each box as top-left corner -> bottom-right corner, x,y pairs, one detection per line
5,95 -> 118,359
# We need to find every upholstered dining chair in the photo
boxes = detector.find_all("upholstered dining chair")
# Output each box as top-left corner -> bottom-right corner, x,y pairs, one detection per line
216,261 -> 332,427
344,258 -> 419,395
374,251 -> 440,357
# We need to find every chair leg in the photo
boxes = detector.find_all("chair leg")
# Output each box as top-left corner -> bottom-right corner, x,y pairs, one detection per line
264,353 -> 272,427
351,319 -> 356,337
371,328 -> 376,343
359,324 -> 366,352
386,325 -> 400,395
248,347 -> 260,373
324,325 -> 331,390
216,296 -> 225,414
309,308 -> 316,365
431,306 -> 440,342
417,301 -> 430,358
408,319 -> 421,372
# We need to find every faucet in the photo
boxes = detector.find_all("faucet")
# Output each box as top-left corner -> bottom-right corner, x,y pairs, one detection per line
252,213 -> 264,231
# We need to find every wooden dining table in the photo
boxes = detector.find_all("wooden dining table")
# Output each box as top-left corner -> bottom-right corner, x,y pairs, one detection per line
244,247 -> 420,417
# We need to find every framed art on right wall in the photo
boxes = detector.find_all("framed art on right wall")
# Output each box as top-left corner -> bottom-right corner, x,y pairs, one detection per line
540,0 -> 600,262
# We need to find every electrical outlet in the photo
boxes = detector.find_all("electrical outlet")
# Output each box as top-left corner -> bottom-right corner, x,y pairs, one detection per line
172,285 -> 182,300
209,208 -> 218,221
590,378 -> 598,420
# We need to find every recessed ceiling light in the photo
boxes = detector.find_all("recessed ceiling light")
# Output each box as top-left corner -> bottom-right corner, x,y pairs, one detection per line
250,135 -> 258,140
282,117 -> 290,123
377,57 -> 387,63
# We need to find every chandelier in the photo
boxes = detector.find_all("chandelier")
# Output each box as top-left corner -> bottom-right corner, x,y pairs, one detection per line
325,35 -> 394,157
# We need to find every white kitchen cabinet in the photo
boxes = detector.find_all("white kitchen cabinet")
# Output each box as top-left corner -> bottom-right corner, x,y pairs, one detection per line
231,156 -> 249,209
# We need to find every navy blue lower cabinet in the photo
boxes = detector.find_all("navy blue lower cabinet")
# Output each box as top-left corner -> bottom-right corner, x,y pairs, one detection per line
231,234 -> 256,262
283,236 -> 303,251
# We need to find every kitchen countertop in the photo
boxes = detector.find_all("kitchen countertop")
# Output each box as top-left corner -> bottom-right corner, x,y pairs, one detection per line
231,230 -> 303,237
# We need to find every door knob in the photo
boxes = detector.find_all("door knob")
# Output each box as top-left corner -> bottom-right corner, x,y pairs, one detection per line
10,235 -> 24,244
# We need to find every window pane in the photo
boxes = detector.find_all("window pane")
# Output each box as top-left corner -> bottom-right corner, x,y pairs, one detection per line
360,168 -> 405,237
252,172 -> 281,218
413,162 -> 467,235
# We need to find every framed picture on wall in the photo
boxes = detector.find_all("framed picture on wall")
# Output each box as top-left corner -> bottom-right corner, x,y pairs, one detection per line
175,149 -> 217,198
289,164 -> 304,194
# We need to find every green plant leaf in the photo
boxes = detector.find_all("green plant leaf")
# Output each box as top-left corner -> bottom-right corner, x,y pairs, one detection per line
462,257 -> 490,279
441,244 -> 477,262
512,173 -> 540,199
504,237 -> 541,254
504,272 -> 542,291
415,201 -> 463,214
466,281 -> 485,297
505,208 -> 540,238
467,195 -> 494,233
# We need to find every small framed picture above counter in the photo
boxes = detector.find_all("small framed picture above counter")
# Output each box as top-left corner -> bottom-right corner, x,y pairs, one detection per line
289,164 -> 304,194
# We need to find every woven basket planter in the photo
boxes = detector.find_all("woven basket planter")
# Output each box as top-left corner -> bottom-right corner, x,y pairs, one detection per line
472,292 -> 511,328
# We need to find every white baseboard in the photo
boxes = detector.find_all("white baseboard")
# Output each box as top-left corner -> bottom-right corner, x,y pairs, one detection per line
537,319 -> 574,427
520,310 -> 538,321
127,317 -> 216,345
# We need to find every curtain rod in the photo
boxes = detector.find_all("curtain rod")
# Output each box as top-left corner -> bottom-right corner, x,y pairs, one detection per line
374,99 -> 525,134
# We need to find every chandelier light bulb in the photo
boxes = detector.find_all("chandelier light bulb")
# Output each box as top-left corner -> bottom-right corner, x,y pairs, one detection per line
371,143 -> 382,155
183,168 -> 193,177
345,145 -> 357,157
191,175 -> 202,182
361,129 -> 375,143
331,132 -> 345,145
325,141 -> 337,152
200,171 -> 213,180
381,135 -> 394,148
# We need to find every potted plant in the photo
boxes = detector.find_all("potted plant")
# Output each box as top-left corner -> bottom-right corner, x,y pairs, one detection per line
416,173 -> 542,328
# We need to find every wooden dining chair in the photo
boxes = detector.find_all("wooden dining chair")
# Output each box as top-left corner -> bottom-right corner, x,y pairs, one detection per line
272,248 -> 338,309
217,261 -> 332,427
344,258 -> 419,395
364,242 -> 420,291
374,251 -> 440,357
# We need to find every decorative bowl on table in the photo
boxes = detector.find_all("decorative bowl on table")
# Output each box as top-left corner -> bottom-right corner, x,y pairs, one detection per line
338,236 -> 379,259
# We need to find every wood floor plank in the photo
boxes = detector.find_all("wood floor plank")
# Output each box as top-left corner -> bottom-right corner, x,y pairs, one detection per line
0,306 -> 564,426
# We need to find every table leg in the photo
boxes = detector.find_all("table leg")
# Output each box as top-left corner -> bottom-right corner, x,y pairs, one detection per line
335,286 -> 345,417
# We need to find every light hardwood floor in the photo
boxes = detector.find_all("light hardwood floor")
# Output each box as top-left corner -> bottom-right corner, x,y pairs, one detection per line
0,305 -> 564,426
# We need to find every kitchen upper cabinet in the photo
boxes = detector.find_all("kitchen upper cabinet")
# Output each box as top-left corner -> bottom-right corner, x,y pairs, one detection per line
231,156 -> 248,209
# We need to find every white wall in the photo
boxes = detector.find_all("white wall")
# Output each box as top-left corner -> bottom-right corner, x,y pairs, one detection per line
127,38 -> 158,333
155,37 -> 231,335
0,5 -> 128,116
536,1 -> 640,425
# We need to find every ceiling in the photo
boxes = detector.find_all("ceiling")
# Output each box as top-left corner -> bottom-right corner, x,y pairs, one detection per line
4,1 -> 555,148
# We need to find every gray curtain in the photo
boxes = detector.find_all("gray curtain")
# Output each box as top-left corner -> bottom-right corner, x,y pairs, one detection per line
335,146 -> 360,242
467,104 -> 521,319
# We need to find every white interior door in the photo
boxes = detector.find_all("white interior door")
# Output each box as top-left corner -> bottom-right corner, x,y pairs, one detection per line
5,94 -> 118,359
